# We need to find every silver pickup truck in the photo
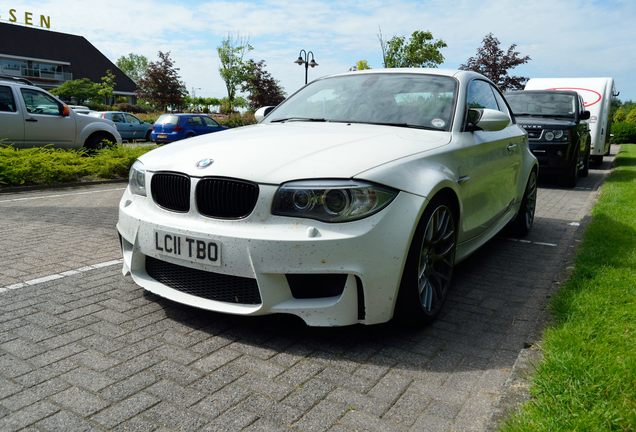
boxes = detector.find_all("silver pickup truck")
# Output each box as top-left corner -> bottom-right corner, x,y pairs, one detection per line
0,76 -> 122,149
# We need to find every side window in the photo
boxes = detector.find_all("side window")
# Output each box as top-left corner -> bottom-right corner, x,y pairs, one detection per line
203,117 -> 219,127
466,80 -> 498,111
125,114 -> 141,124
20,88 -> 61,115
0,86 -> 16,112
491,86 -> 512,117
187,117 -> 203,126
111,113 -> 125,123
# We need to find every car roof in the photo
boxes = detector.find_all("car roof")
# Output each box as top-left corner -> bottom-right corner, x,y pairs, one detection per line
505,89 -> 580,96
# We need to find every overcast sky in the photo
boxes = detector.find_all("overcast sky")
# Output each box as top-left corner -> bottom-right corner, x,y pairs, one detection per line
2,0 -> 635,100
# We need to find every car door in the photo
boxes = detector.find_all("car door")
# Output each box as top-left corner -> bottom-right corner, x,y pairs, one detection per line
124,113 -> 145,139
110,112 -> 131,140
455,79 -> 523,240
187,116 -> 205,135
20,87 -> 75,148
0,85 -> 24,147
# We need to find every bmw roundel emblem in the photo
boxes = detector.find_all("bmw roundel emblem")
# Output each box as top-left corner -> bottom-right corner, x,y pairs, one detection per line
196,158 -> 214,169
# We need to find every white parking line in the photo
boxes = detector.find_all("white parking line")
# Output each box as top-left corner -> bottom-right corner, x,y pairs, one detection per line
0,187 -> 125,204
506,238 -> 558,247
0,259 -> 123,294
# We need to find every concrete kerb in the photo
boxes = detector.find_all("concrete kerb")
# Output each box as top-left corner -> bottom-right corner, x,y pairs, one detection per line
0,178 -> 127,194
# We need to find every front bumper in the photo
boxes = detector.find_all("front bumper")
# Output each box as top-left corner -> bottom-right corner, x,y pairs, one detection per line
117,182 -> 425,326
529,142 -> 575,173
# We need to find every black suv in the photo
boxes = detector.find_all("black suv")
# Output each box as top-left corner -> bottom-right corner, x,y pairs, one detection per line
505,90 -> 591,187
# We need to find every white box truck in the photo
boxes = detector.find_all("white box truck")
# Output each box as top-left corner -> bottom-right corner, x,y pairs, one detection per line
524,77 -> 617,165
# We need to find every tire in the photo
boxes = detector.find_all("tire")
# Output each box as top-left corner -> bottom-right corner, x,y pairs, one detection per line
145,130 -> 152,142
509,170 -> 537,237
395,198 -> 457,326
84,133 -> 114,152
579,144 -> 590,178
564,147 -> 579,188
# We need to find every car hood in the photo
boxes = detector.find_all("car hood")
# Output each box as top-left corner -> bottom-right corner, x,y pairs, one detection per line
515,116 -> 577,127
139,122 -> 451,184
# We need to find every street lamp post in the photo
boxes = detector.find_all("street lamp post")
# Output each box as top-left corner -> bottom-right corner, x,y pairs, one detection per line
294,49 -> 318,85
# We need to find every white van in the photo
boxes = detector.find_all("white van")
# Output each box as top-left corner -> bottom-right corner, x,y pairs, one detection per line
524,77 -> 617,165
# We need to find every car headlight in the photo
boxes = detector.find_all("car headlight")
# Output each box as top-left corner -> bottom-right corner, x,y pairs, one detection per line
128,160 -> 146,196
272,180 -> 397,223
543,129 -> 567,142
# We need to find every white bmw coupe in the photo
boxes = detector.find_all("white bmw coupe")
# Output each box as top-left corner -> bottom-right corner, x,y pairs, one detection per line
118,69 -> 538,326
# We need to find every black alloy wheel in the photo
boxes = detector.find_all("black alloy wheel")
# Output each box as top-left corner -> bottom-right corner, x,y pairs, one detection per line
396,199 -> 457,325
510,169 -> 537,237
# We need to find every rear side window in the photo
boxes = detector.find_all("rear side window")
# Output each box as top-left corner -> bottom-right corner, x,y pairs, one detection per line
156,114 -> 178,125
186,116 -> 203,126
0,86 -> 16,112
111,113 -> 125,123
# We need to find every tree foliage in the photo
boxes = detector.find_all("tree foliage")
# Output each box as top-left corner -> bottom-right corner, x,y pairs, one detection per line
51,78 -> 100,104
217,34 -> 253,113
241,60 -> 285,110
116,53 -> 149,84
137,51 -> 187,111
379,30 -> 447,68
356,60 -> 371,70
460,33 -> 531,91
97,70 -> 116,102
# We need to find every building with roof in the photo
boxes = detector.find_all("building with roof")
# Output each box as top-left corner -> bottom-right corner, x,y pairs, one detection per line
0,22 -> 136,103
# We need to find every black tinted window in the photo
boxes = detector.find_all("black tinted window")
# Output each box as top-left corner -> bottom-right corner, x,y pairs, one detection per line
0,86 -> 16,112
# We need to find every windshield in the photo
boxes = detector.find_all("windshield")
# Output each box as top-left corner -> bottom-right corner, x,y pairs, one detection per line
156,114 -> 179,125
506,92 -> 576,117
266,73 -> 457,131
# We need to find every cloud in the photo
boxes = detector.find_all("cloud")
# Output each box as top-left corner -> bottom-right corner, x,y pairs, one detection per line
4,0 -> 635,99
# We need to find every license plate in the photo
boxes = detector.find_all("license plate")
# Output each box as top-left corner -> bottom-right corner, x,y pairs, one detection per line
157,134 -> 167,139
153,229 -> 221,266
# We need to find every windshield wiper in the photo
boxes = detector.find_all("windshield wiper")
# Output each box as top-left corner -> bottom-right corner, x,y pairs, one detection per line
270,117 -> 328,123
349,121 -> 439,131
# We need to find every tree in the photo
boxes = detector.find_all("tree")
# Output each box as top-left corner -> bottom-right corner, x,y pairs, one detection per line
97,70 -> 116,103
116,53 -> 149,84
51,78 -> 100,104
460,33 -> 531,91
241,60 -> 285,110
379,29 -> 447,68
137,51 -> 187,111
217,34 -> 253,113
356,60 -> 371,70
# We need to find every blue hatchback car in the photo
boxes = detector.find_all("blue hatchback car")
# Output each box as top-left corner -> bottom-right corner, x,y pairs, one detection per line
151,114 -> 227,144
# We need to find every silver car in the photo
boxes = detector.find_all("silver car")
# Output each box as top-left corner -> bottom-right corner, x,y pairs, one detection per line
0,77 -> 121,149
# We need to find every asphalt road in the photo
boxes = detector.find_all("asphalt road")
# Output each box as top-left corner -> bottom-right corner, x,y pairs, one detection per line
0,148 -> 617,431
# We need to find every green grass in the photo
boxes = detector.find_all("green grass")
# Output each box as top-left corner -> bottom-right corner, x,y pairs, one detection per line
502,144 -> 636,431
0,145 -> 156,187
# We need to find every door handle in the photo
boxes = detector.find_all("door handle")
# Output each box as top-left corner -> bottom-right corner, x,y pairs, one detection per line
506,143 -> 517,152
25,118 -> 38,122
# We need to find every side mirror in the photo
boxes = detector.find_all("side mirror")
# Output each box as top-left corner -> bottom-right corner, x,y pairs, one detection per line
254,106 -> 275,122
467,108 -> 510,132
61,104 -> 71,117
580,110 -> 591,120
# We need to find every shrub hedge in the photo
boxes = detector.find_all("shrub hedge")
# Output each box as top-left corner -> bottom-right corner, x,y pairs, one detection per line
0,145 -> 155,187
610,121 -> 636,144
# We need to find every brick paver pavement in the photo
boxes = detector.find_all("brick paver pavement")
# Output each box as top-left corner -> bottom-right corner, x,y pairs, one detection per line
0,148 -> 617,431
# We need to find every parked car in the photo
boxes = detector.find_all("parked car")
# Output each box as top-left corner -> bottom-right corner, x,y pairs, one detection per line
0,75 -> 121,149
525,77 -> 617,165
68,105 -> 91,115
89,111 -> 153,142
151,113 -> 227,144
118,69 -> 537,327
505,90 -> 591,187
